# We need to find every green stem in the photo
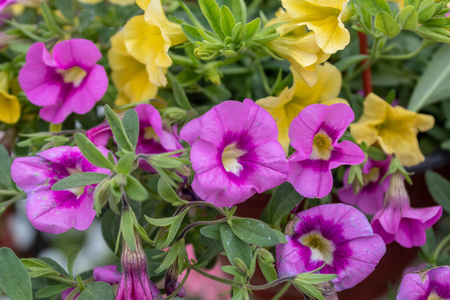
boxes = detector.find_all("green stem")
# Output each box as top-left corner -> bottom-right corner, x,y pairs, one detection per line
165,267 -> 191,300
247,276 -> 297,291
0,190 -> 19,196
255,59 -> 272,95
185,201 -> 229,217
271,282 -> 292,300
433,234 -> 450,262
46,275 -> 76,285
379,40 -> 433,60
191,265 -> 242,287
177,218 -> 228,241
0,195 -> 22,215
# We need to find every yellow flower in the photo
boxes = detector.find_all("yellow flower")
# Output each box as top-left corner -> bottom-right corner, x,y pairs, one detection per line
0,72 -> 20,124
136,0 -> 150,10
123,0 -> 186,87
350,93 -> 434,167
78,0 -> 135,5
282,0 -> 350,54
108,30 -> 158,106
256,62 -> 348,153
266,11 -> 330,87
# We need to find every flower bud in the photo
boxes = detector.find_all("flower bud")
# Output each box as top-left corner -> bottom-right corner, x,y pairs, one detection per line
234,258 -> 248,275
164,264 -> 186,297
258,248 -> 275,265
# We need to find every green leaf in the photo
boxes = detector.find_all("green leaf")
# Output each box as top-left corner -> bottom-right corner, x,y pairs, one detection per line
40,1 -> 64,35
293,281 -> 325,300
375,11 -> 401,38
35,285 -> 71,299
268,182 -> 303,225
243,18 -> 261,45
199,0 -> 224,38
353,0 -> 391,15
155,240 -> 184,273
124,175 -> 148,201
0,144 -> 12,187
196,241 -> 223,268
200,224 -> 222,240
225,0 -> 247,23
67,247 -> 82,279
79,10 -> 95,32
78,282 -> 115,300
408,45 -> 450,112
0,248 -> 32,300
296,273 -> 338,284
51,172 -> 109,191
182,24 -> 204,43
418,0 -> 435,21
158,209 -> 189,249
425,171 -> 450,214
157,177 -> 187,205
367,146 -> 387,161
334,54 -> 369,72
259,261 -> 277,283
122,109 -> 139,150
55,0 -> 74,23
168,73 -> 193,110
398,6 -> 419,29
116,152 -> 135,175
104,105 -> 134,152
145,215 -> 179,227
75,133 -> 116,170
230,218 -> 280,247
120,209 -> 136,252
220,225 -> 252,269
220,6 -> 236,37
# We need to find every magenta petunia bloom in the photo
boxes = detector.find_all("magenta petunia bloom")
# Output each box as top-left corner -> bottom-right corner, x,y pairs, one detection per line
337,156 -> 391,214
276,203 -> 386,291
86,104 -> 182,172
180,99 -> 289,207
11,146 -> 110,234
18,39 -> 108,124
287,103 -> 365,199
371,173 -> 442,248
397,266 -> 450,300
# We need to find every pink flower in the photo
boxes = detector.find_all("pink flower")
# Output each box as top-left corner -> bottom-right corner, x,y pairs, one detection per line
86,104 -> 181,172
287,103 -> 365,198
337,156 -> 391,214
179,244 -> 230,300
371,172 -> 442,248
0,0 -> 15,13
18,39 -> 108,124
276,203 -> 386,291
116,234 -> 161,300
180,99 -> 289,207
397,266 -> 450,300
10,146 -> 110,234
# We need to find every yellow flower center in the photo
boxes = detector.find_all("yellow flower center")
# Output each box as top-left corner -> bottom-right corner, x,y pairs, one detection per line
299,230 -> 335,265
362,167 -> 380,185
427,293 -> 444,300
56,66 -> 87,88
311,131 -> 334,160
221,142 -> 246,176
144,127 -> 160,141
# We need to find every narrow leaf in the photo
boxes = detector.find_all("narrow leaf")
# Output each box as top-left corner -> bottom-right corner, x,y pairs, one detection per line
75,133 -> 115,170
0,144 -> 12,187
51,172 -> 108,191
220,6 -> 236,37
35,285 -> 71,299
353,0 -> 391,15
168,73 -> 193,110
122,110 -> 139,150
375,11 -> 401,38
230,218 -> 280,247
425,171 -> 450,214
157,177 -> 187,204
198,0 -> 224,38
104,105 -> 133,152
124,175 -> 148,201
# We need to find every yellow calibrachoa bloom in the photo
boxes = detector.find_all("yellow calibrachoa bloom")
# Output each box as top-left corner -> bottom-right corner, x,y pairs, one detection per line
282,0 -> 350,54
350,93 -> 434,167
136,0 -> 150,10
123,0 -> 186,87
0,72 -> 20,124
78,0 -> 135,5
108,30 -> 158,106
256,62 -> 348,153
266,10 -> 329,86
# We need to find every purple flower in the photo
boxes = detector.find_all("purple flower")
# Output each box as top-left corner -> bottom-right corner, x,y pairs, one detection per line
116,234 -> 161,300
0,0 -> 15,13
276,203 -> 386,291
10,146 -> 110,234
371,172 -> 442,248
180,99 -> 289,207
287,103 -> 365,198
337,156 -> 391,214
86,104 -> 181,172
18,39 -> 108,124
397,266 -> 450,300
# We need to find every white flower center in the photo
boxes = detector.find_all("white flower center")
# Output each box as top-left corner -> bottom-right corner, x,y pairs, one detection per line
56,66 -> 87,88
221,142 -> 246,176
310,131 -> 334,160
363,167 -> 380,185
299,230 -> 335,265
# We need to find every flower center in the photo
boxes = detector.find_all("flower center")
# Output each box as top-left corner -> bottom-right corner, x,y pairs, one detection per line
144,127 -> 160,141
362,167 -> 380,185
299,230 -> 335,265
427,293 -> 444,300
66,167 -> 84,196
221,142 -> 246,176
310,131 -> 334,160
56,66 -> 87,88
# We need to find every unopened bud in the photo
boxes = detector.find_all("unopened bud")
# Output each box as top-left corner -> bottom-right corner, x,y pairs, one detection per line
258,248 -> 275,265
234,258 -> 248,275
